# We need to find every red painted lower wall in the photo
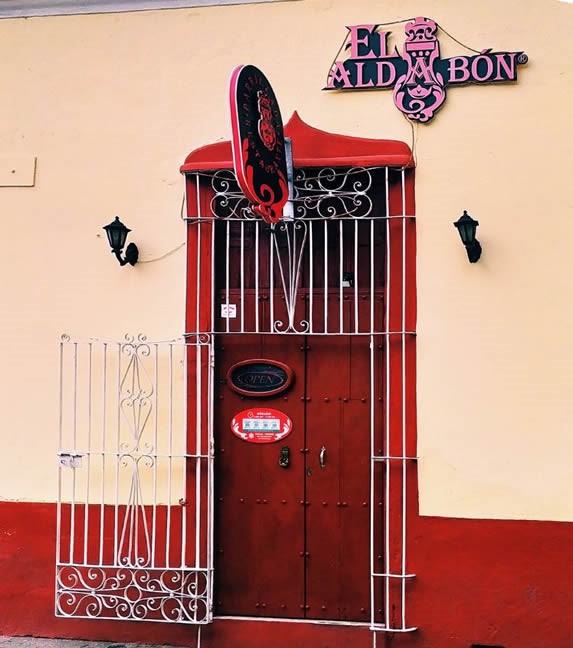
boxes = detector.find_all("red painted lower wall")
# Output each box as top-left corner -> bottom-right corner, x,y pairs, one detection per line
1,501 -> 572,648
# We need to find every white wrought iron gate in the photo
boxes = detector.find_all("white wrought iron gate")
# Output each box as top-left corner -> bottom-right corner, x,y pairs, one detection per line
56,334 -> 214,624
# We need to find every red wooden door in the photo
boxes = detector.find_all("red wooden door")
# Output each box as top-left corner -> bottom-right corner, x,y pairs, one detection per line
213,332 -> 377,622
304,335 -> 372,622
214,334 -> 306,618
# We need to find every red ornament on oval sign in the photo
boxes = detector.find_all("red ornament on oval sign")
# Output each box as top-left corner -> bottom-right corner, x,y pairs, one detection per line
230,408 -> 292,444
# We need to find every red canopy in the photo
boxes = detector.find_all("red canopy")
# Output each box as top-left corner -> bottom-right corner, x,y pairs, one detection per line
181,111 -> 413,173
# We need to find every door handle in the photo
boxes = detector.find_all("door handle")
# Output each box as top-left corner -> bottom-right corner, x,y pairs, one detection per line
319,446 -> 327,469
279,446 -> 290,468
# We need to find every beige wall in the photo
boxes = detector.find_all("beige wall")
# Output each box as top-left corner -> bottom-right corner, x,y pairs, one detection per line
0,0 -> 571,520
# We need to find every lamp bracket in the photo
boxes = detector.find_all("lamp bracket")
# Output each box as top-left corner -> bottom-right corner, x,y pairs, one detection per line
114,242 -> 139,266
465,240 -> 482,263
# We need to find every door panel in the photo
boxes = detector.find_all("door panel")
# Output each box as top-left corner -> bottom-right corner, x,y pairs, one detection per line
305,335 -> 372,622
214,334 -> 305,618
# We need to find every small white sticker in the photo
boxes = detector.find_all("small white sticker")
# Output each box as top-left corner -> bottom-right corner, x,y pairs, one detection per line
243,417 -> 281,432
221,303 -> 237,318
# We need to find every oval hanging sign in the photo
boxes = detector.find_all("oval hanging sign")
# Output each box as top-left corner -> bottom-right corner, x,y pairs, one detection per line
227,359 -> 293,397
231,408 -> 292,444
229,64 -> 289,224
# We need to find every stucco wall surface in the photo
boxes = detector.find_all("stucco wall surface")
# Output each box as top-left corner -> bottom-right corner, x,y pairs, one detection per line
0,0 -> 570,521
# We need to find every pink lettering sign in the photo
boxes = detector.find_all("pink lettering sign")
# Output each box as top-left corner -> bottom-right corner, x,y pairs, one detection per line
325,18 -> 528,123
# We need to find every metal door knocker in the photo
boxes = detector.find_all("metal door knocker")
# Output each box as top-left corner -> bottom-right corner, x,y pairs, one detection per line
279,446 -> 290,468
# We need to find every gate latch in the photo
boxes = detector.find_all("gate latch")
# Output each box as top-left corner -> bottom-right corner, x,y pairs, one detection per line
279,446 -> 290,468
57,452 -> 83,469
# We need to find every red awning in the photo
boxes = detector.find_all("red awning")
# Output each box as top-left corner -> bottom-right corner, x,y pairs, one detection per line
181,111 -> 414,173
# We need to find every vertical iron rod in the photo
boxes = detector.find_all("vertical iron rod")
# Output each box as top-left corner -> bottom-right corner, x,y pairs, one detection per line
309,221 -> 314,333
151,343 -> 159,568
270,226 -> 275,332
99,343 -> 107,566
181,345 -> 188,568
69,342 -> 78,564
225,222 -> 230,333
196,175 -> 202,336
166,344 -> 174,568
384,167 -> 391,628
240,221 -> 245,332
400,170 -> 407,629
370,219 -> 375,335
113,342 -> 121,566
255,221 -> 260,333
369,333 -> 376,629
195,342 -> 202,573
324,221 -> 328,333
339,220 -> 343,333
354,220 -> 359,333
56,339 -> 64,566
83,343 -> 92,565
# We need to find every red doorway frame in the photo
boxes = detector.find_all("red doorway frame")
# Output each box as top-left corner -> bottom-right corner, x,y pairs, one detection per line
180,112 -> 417,645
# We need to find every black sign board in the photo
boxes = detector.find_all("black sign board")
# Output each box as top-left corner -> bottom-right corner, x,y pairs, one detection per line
229,64 -> 289,223
227,359 -> 293,397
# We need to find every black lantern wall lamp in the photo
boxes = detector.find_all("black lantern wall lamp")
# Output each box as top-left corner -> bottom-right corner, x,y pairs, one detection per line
453,210 -> 482,263
102,217 -> 139,266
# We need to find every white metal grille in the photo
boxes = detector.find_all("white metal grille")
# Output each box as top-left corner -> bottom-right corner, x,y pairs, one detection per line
185,165 -> 417,633
56,334 -> 214,624
187,167 -> 414,338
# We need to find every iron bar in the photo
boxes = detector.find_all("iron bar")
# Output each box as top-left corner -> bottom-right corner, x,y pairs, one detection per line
151,343 -> 159,568
400,169 -> 407,630
354,219 -> 359,334
323,220 -> 328,333
369,332 -> 376,630
240,221 -> 245,332
225,221 -> 230,333
309,220 -> 314,333
255,221 -> 260,333
99,343 -> 107,566
383,166 -> 391,629
339,219 -> 343,333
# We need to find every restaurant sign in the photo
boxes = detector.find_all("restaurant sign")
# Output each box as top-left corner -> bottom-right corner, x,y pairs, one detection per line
230,64 -> 289,223
325,17 -> 528,123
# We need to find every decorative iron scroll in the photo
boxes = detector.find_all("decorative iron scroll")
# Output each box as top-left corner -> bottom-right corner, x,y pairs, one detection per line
56,566 -> 209,623
211,170 -> 255,219
293,167 -> 373,219
209,166 -> 374,221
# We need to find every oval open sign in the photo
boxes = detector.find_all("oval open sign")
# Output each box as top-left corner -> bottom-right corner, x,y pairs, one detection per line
227,359 -> 293,397
231,408 -> 292,444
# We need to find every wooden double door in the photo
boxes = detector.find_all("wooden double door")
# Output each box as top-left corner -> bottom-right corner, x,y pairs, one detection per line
214,333 -> 382,622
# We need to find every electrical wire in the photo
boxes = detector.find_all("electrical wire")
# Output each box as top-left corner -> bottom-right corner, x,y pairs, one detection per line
137,241 -> 186,264
436,22 -> 483,54
135,192 -> 187,264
